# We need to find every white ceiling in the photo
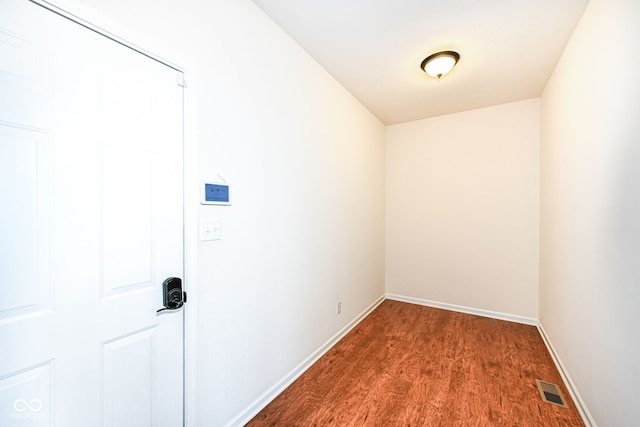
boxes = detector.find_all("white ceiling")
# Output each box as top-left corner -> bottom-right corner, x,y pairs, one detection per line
251,0 -> 590,125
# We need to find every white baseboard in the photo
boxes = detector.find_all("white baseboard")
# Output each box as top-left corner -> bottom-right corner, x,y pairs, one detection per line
226,294 -> 386,427
385,293 -> 538,326
537,322 -> 597,427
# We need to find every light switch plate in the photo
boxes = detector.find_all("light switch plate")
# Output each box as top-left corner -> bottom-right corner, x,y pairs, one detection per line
200,218 -> 221,241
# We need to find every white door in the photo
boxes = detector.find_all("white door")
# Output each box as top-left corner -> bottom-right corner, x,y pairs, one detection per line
0,1 -> 185,426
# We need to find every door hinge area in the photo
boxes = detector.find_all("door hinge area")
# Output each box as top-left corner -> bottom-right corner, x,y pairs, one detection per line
177,72 -> 187,88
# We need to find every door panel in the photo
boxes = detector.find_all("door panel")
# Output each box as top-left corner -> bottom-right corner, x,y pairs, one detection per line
101,145 -> 153,294
0,124 -> 52,320
0,361 -> 52,425
0,1 -> 185,426
102,327 -> 157,427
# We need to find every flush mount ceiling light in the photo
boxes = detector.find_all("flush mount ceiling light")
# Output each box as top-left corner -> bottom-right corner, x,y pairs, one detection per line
420,51 -> 460,79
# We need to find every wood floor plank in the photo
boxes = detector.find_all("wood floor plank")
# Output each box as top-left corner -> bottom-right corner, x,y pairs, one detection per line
247,300 -> 584,426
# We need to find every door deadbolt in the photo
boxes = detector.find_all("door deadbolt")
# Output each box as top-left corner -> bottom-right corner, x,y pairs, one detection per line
157,277 -> 186,314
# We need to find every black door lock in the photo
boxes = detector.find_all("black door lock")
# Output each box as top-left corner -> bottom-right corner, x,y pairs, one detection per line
157,277 -> 186,314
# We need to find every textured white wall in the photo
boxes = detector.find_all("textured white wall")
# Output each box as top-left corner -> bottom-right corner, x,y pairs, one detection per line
540,0 -> 640,424
386,99 -> 540,319
73,0 -> 386,425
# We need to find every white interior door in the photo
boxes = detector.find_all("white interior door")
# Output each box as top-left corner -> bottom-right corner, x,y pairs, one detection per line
0,1 -> 185,426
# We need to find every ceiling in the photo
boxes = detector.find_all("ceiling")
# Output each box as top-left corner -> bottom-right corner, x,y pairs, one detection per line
251,0 -> 590,125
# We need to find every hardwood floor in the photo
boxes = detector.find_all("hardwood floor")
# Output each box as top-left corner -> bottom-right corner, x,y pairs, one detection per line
247,300 -> 584,426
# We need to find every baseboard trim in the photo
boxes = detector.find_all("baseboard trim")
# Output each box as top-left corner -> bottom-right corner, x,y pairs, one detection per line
385,293 -> 538,326
537,322 -> 597,427
226,294 -> 386,427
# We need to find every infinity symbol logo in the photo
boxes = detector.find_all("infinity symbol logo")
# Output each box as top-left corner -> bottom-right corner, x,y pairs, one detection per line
14,399 -> 42,412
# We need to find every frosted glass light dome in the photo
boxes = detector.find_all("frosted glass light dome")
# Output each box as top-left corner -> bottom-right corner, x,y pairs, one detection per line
421,51 -> 460,79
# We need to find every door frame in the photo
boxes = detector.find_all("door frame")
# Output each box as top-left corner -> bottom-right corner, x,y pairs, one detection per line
28,1 -> 199,425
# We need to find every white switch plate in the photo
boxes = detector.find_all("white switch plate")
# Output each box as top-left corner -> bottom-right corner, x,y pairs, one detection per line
200,218 -> 221,241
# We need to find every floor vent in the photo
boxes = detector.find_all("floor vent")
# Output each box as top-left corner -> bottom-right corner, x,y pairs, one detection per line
536,379 -> 568,408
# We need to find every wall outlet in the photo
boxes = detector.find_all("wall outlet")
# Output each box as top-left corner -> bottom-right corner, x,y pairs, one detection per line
337,301 -> 342,315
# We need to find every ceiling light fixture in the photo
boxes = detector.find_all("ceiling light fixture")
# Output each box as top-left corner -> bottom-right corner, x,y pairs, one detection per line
420,51 -> 460,80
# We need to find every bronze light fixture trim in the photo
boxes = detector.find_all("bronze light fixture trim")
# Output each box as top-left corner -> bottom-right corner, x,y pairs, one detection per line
421,50 -> 460,79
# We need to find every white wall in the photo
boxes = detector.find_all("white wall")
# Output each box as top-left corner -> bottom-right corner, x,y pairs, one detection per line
193,4 -> 385,425
73,0 -> 386,425
540,0 -> 640,425
386,99 -> 540,319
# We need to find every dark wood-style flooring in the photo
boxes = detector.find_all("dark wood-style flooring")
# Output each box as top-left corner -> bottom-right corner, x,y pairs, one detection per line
247,300 -> 584,426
